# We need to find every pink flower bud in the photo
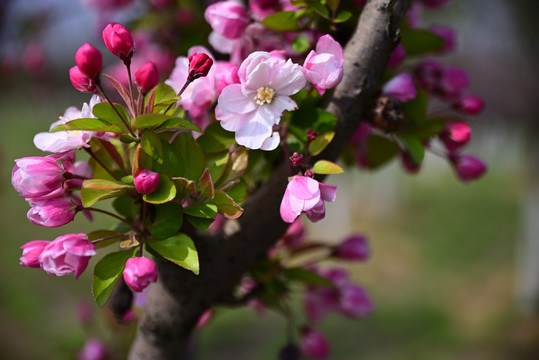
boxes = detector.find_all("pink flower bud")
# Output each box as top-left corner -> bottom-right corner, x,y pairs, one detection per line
188,52 -> 213,80
414,59 -> 443,93
279,219 -> 306,249
382,73 -> 417,102
39,233 -> 96,278
307,130 -> 319,142
387,43 -> 406,68
336,235 -> 370,261
102,23 -> 134,62
77,337 -> 107,360
300,328 -> 330,359
27,197 -> 77,227
20,240 -> 49,268
453,95 -> 485,116
438,67 -> 469,100
303,34 -> 344,95
134,169 -> 160,194
441,122 -> 471,153
453,154 -> 487,182
429,25 -> 456,54
123,257 -> 158,292
12,156 -> 65,200
135,61 -> 159,92
339,284 -> 373,318
290,152 -> 304,167
75,43 -> 102,79
69,66 -> 97,93
204,1 -> 250,39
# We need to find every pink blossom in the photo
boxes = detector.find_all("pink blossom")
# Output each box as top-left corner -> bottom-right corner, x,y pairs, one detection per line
75,43 -> 102,79
34,95 -> 101,153
188,52 -> 214,80
339,284 -> 373,318
249,0 -> 278,20
81,0 -> 132,11
280,176 -> 337,223
382,73 -> 417,102
414,59 -> 443,92
39,233 -> 96,278
21,42 -> 46,76
440,122 -> 471,153
387,43 -> 406,68
429,25 -> 456,54
196,309 -> 214,328
20,240 -> 49,268
77,338 -> 107,360
204,1 -> 250,39
439,66 -> 469,100
453,95 -> 485,116
453,154 -> 487,182
215,61 -> 240,94
102,23 -> 134,62
69,66 -> 97,93
12,156 -> 65,200
123,257 -> 158,292
300,328 -> 330,359
304,287 -> 339,322
217,51 -> 306,150
279,219 -> 306,249
406,3 -> 422,29
303,34 -> 344,95
134,169 -> 160,194
27,197 -> 77,227
135,61 -> 159,92
335,235 -> 370,261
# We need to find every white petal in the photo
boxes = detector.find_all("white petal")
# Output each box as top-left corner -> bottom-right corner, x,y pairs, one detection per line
218,84 -> 257,115
259,132 -> 280,151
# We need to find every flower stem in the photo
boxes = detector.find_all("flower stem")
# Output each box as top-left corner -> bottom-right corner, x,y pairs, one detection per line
164,76 -> 191,115
84,207 -> 137,230
95,83 -> 137,138
126,62 -> 138,118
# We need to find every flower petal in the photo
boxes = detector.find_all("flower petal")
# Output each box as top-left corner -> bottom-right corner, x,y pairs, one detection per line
218,84 -> 257,115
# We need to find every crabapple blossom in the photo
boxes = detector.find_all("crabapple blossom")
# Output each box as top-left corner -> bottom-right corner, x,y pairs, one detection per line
123,257 -> 158,292
429,25 -> 456,54
20,240 -> 49,268
204,1 -> 250,39
69,66 -> 97,93
300,328 -> 330,359
102,23 -> 134,62
34,95 -> 101,153
453,95 -> 485,115
280,176 -> 337,223
135,61 -> 159,92
215,61 -> 240,94
134,169 -> 160,194
453,154 -> 487,182
335,235 -> 370,261
279,219 -> 306,249
38,233 -> 96,278
303,34 -> 344,95
78,338 -> 107,360
27,197 -> 78,227
387,43 -> 406,68
339,283 -> 373,318
188,52 -> 213,80
414,59 -> 443,92
216,51 -> 306,150
439,66 -> 469,100
12,155 -> 65,200
75,43 -> 102,79
440,122 -> 471,153
382,73 -> 417,102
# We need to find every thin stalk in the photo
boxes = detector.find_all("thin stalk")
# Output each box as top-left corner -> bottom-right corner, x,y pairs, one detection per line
92,234 -> 129,245
126,63 -> 138,119
95,83 -> 137,137
84,148 -> 120,181
84,207 -> 137,230
164,77 -> 191,114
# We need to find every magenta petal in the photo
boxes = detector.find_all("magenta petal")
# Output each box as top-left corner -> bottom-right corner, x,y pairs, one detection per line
316,34 -> 344,64
288,176 -> 320,199
280,188 -> 301,223
319,183 -> 337,202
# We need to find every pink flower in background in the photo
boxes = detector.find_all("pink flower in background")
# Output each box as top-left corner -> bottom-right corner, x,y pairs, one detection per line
303,34 -> 344,95
406,2 -> 422,29
34,95 -> 101,153
204,1 -> 250,39
134,169 -> 160,194
438,66 -> 469,100
453,95 -> 485,116
339,283 -> 373,318
429,25 -> 456,54
440,122 -> 471,153
39,233 -> 96,278
300,328 -> 330,359
215,61 -> 240,94
414,59 -> 443,92
217,51 -> 306,150
279,219 -> 306,249
387,43 -> 406,68
21,42 -> 47,76
453,154 -> 487,182
123,257 -> 158,292
335,235 -> 370,261
77,337 -> 107,360
27,197 -> 78,227
12,156 -> 65,200
20,240 -> 49,268
382,73 -> 417,102
280,176 -> 337,223
81,0 -> 133,11
420,0 -> 452,9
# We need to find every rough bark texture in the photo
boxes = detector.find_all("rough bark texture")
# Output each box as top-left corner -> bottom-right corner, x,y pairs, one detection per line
129,0 -> 409,358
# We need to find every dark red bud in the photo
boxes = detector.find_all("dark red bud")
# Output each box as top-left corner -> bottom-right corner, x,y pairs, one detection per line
188,52 -> 213,80
135,61 -> 159,92
307,130 -> 318,142
304,170 -> 314,178
289,152 -> 303,167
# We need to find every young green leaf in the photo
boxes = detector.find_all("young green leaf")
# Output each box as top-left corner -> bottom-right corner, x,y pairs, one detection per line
150,202 -> 184,240
155,118 -> 202,133
312,160 -> 344,174
172,177 -> 197,198
366,135 -> 400,169
261,11 -> 299,32
284,267 -> 333,287
170,133 -> 205,181
212,189 -> 244,219
401,88 -> 428,124
186,215 -> 214,230
226,179 -> 247,203
400,135 -> 425,164
333,10 -> 352,23
401,29 -> 444,56
50,118 -> 123,133
141,130 -> 163,171
92,249 -> 136,307
87,230 -> 127,249
206,151 -> 230,183
92,102 -> 130,131
143,174 -> 177,204
197,123 -> 236,153
309,132 -> 334,156
291,35 -> 311,53
183,203 -> 218,218
199,169 -> 215,200
147,234 -> 199,275
81,179 -> 133,207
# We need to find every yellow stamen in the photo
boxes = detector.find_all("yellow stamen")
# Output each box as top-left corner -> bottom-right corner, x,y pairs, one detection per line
254,87 -> 275,105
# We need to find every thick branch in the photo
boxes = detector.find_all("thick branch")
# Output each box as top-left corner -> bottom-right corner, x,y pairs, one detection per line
128,1 -> 409,358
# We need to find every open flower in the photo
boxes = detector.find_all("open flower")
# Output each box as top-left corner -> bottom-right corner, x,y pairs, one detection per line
216,51 -> 306,150
280,176 -> 337,223
39,233 -> 96,278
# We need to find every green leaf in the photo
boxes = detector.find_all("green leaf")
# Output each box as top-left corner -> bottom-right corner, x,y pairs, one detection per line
291,35 -> 311,53
333,10 -> 352,23
152,84 -> 177,106
50,118 -> 123,133
147,234 -> 199,274
112,196 -> 140,221
136,114 -> 177,129
155,118 -> 202,133
226,179 -> 247,203
312,160 -> 344,174
199,169 -> 214,200
309,132 -> 334,156
92,249 -> 135,307
87,230 -> 127,249
307,1 -> 329,18
212,189 -> 244,219
143,174 -> 177,204
186,215 -> 214,230
81,179 -> 133,207
140,130 -> 163,170
183,203 -> 218,218
402,87 -> 428,123
262,11 -> 299,32
206,151 -> 230,183
290,107 -> 337,136
172,177 -> 197,198
366,135 -> 400,169
326,0 -> 340,12
400,135 -> 425,164
197,123 -> 236,153
284,267 -> 333,287
150,202 -> 184,240
92,102 -> 130,130
170,133 -> 205,181
401,29 -> 444,56
215,147 -> 249,188
159,140 -> 184,177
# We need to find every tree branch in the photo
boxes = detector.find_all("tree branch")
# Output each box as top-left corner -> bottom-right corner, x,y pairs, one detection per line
128,1 -> 409,358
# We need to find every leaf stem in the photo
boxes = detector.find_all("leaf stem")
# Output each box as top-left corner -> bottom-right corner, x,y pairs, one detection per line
95,82 -> 137,137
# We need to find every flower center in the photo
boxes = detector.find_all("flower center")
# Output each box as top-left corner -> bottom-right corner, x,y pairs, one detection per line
254,87 -> 275,105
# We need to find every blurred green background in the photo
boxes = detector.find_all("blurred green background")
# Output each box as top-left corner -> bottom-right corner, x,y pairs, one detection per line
1,0 -> 538,359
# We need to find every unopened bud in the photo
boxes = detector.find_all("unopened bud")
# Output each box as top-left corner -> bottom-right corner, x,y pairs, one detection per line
289,152 -> 303,167
188,52 -> 213,80
75,43 -> 102,79
453,154 -> 486,182
440,122 -> 471,154
102,23 -> 134,63
69,66 -> 97,93
134,169 -> 160,194
135,61 -> 159,92
307,130 -> 318,142
300,328 -> 330,359
335,235 -> 370,261
453,95 -> 485,116
304,170 -> 314,178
